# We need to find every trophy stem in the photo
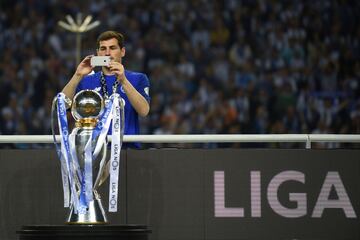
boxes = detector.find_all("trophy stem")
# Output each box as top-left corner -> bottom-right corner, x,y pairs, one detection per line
66,197 -> 108,224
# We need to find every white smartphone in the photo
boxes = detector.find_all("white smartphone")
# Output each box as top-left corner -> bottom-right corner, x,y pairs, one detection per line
90,56 -> 110,67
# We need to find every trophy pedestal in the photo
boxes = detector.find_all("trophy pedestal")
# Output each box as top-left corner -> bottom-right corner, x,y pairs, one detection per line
67,198 -> 107,224
17,225 -> 151,240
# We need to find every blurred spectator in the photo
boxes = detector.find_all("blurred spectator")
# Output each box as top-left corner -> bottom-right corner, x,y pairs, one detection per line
0,0 -> 359,149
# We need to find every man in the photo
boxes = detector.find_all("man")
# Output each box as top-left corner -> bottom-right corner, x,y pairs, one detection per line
62,31 -> 150,148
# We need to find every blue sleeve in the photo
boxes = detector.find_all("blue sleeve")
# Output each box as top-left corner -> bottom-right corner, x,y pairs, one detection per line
137,73 -> 151,103
75,80 -> 83,94
75,74 -> 94,94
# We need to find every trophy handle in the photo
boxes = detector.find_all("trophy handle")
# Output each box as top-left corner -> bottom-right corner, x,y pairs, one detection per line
93,142 -> 108,190
51,96 -> 58,139
95,161 -> 110,189
51,96 -> 68,176
51,95 -> 72,141
92,95 -> 125,190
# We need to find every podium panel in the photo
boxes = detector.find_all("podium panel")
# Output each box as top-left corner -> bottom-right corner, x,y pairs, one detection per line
17,225 -> 151,240
0,149 -> 359,240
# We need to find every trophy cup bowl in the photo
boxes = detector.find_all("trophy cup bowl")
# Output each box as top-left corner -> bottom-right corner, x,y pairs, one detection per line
66,90 -> 109,224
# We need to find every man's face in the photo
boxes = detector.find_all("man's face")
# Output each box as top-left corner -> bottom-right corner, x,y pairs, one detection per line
97,38 -> 125,63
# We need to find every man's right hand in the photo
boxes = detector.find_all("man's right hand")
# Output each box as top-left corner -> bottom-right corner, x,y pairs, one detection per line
75,55 -> 94,76
62,55 -> 94,99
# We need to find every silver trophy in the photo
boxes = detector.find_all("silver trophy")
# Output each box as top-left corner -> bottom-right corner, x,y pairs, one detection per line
52,90 -> 119,224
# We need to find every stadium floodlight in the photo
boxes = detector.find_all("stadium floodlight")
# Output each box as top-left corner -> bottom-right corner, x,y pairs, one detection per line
58,13 -> 100,64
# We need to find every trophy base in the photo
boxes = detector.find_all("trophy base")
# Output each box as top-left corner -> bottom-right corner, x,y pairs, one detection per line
66,198 -> 108,224
17,225 -> 151,240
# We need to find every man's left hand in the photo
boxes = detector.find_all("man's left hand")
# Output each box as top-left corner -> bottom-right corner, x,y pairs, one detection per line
109,61 -> 126,84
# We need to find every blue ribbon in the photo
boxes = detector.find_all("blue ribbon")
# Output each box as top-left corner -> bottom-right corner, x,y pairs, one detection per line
81,95 -> 115,206
57,93 -> 80,212
109,94 -> 122,212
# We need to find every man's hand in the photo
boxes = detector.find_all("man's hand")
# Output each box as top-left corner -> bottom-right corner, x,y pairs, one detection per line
108,60 -> 149,116
75,55 -> 94,77
62,55 -> 94,99
109,61 -> 126,84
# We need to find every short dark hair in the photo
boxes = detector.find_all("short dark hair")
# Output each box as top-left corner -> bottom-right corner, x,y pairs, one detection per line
96,31 -> 124,49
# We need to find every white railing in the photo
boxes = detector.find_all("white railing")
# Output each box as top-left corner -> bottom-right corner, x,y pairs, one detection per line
0,134 -> 359,149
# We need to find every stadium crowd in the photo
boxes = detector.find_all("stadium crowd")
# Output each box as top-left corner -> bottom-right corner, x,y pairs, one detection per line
0,0 -> 359,148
